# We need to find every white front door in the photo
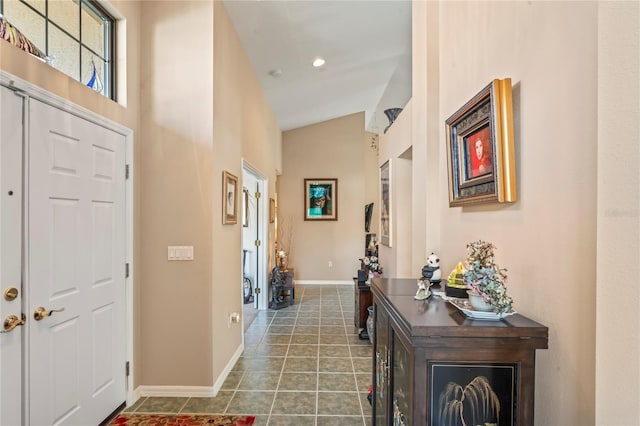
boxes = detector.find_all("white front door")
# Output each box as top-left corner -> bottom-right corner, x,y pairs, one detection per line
27,99 -> 127,425
0,86 -> 25,426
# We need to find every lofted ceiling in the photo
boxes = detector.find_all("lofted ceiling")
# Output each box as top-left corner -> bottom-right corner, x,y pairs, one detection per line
222,0 -> 412,134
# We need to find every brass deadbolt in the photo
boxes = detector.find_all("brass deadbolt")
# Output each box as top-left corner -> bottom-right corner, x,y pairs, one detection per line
3,287 -> 18,301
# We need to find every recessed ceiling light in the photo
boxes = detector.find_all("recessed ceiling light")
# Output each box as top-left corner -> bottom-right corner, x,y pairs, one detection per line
312,57 -> 326,68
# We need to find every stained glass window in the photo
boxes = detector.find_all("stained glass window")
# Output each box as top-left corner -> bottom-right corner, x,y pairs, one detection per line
0,0 -> 115,99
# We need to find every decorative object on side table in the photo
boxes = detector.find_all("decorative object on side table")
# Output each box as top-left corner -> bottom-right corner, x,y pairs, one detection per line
276,249 -> 288,270
360,254 -> 383,284
366,306 -> 375,344
446,262 -> 468,298
421,253 -> 441,284
414,279 -> 431,300
462,240 -> 514,315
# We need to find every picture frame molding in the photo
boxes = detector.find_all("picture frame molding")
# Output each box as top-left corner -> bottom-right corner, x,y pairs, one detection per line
304,178 -> 338,221
445,78 -> 517,207
222,171 -> 238,224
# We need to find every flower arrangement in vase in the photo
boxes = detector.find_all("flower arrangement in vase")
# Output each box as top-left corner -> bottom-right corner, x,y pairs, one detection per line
360,255 -> 383,282
462,240 -> 513,314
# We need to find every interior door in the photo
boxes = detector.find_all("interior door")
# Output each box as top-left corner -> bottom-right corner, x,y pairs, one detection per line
0,85 -> 25,426
27,98 -> 126,425
253,183 -> 260,308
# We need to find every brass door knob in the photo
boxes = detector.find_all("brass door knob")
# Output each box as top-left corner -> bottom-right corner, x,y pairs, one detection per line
33,306 -> 65,321
1,314 -> 26,333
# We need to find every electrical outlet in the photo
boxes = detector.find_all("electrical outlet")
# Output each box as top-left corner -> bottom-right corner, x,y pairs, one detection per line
328,261 -> 333,268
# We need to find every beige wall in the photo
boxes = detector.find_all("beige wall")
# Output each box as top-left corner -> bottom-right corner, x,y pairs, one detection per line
138,0 -> 282,386
138,1 -> 215,386
279,112 -> 374,281
596,2 -> 640,424
212,0 -> 281,381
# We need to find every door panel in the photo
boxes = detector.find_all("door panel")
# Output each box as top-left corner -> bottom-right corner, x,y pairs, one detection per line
28,98 -> 126,425
0,85 -> 25,426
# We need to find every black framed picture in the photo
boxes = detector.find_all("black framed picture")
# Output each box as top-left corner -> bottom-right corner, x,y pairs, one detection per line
429,361 -> 517,425
364,202 -> 374,232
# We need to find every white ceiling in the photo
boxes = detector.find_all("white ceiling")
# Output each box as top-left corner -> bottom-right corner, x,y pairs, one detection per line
222,0 -> 412,134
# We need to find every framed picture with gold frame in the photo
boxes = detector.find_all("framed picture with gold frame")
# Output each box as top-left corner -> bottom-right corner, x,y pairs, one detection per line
445,78 -> 517,206
222,171 -> 238,224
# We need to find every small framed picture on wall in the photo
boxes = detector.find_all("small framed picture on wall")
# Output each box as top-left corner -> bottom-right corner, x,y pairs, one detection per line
223,171 -> 238,224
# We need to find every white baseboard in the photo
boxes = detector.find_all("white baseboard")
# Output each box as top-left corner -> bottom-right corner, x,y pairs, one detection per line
295,280 -> 352,285
133,342 -> 245,400
135,385 -> 216,398
213,342 -> 244,393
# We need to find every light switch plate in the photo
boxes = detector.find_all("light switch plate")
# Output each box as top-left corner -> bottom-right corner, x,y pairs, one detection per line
168,245 -> 194,261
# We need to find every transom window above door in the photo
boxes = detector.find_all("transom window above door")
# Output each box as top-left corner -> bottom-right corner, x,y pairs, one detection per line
0,0 -> 115,99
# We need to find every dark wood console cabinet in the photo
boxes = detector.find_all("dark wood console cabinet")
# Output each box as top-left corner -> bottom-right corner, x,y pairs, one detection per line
371,278 -> 548,426
353,278 -> 372,329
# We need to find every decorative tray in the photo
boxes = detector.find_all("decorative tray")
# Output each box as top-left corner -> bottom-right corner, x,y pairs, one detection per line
445,297 -> 516,320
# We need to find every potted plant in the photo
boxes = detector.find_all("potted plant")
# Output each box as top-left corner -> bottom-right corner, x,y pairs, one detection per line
462,240 -> 513,314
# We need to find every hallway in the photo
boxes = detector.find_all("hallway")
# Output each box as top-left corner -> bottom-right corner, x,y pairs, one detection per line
124,285 -> 373,425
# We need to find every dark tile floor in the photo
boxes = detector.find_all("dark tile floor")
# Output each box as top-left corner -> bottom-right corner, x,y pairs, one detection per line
125,285 -> 373,425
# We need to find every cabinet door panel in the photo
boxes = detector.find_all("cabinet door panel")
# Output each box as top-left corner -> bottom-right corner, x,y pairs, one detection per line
373,303 -> 389,425
392,330 -> 412,425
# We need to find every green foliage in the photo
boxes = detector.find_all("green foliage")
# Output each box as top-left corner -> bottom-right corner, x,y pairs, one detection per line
463,240 -> 513,314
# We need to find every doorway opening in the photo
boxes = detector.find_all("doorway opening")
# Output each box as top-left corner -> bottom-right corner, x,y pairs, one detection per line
241,162 -> 268,332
